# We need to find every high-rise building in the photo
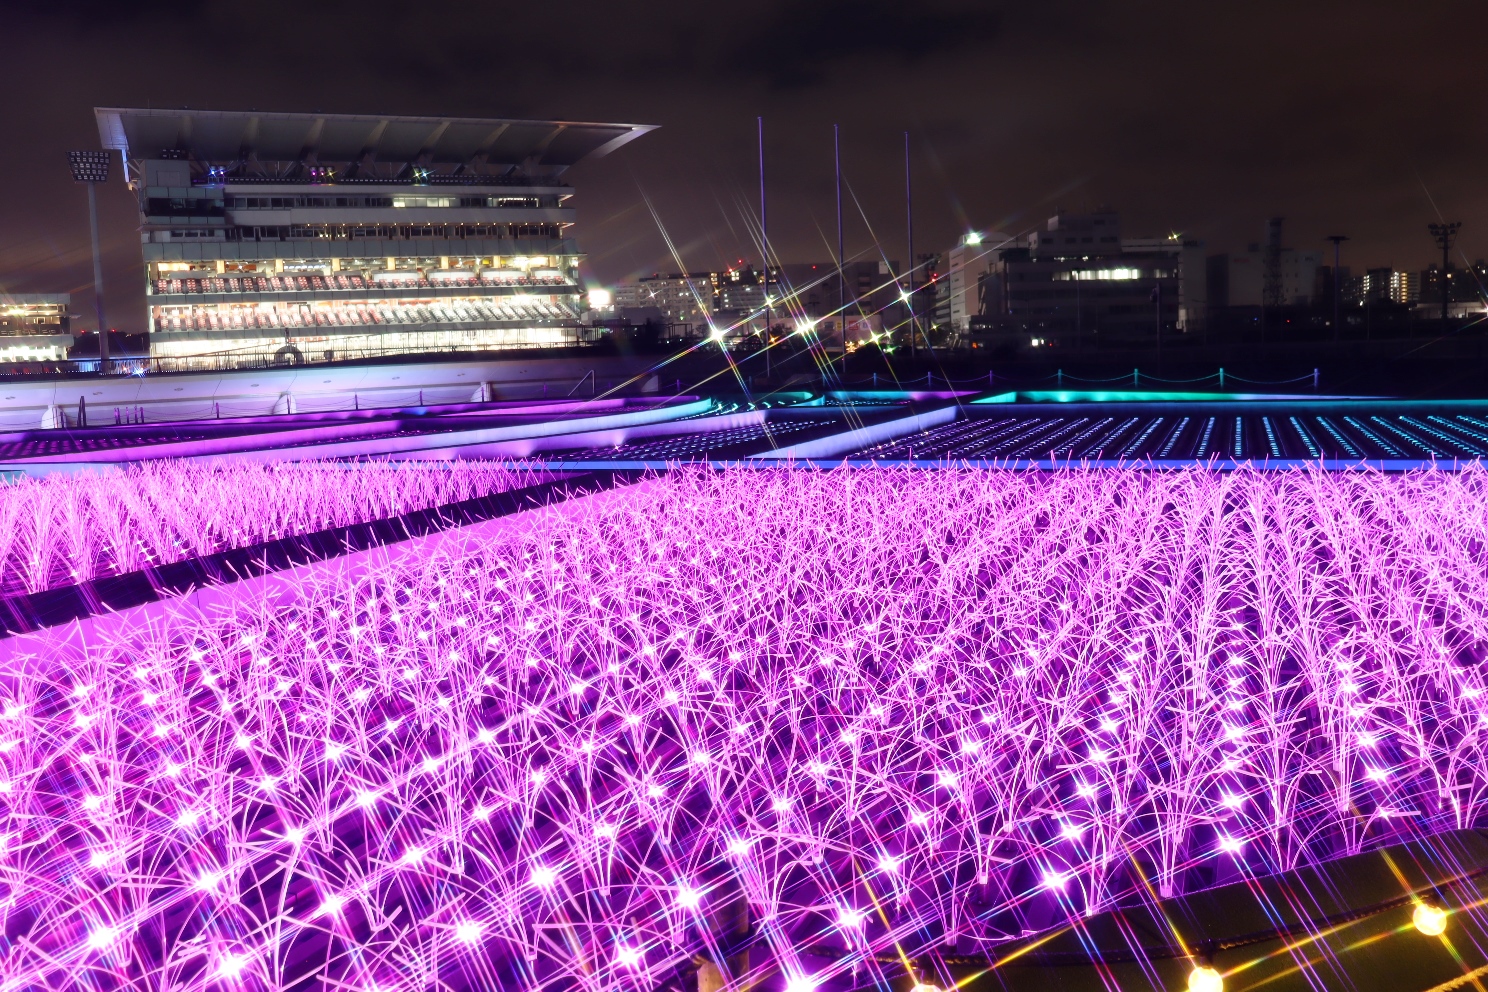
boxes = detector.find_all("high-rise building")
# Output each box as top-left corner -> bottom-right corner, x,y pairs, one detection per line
94,108 -> 655,365
1419,262 -> 1486,312
614,273 -> 714,324
611,261 -> 905,345
1390,270 -> 1419,305
0,294 -> 71,361
945,233 -> 1016,334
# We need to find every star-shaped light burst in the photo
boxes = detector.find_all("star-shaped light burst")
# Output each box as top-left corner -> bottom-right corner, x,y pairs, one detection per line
0,464 -> 1481,990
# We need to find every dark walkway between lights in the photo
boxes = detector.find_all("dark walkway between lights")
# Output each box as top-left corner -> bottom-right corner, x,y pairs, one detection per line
0,470 -> 635,639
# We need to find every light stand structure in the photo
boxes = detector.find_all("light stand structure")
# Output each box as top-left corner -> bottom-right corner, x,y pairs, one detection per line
1324,235 -> 1348,340
904,131 -> 917,362
1428,221 -> 1462,323
758,117 -> 770,383
835,124 -> 844,373
69,150 -> 112,374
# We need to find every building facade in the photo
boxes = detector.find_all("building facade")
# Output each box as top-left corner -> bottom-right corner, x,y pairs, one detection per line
95,108 -> 654,365
609,260 -> 906,348
1419,262 -> 1487,313
944,233 -> 1016,335
1207,220 -> 1321,310
961,211 -> 1205,349
1358,267 -> 1420,305
614,273 -> 714,324
0,294 -> 71,362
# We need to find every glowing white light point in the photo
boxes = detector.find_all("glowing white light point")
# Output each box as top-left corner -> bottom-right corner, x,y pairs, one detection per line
1188,964 -> 1223,992
86,925 -> 117,950
1414,903 -> 1448,936
218,952 -> 250,979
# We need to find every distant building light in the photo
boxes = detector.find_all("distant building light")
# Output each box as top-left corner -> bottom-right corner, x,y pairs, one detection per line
1055,268 -> 1144,282
964,232 -> 982,245
588,288 -> 612,308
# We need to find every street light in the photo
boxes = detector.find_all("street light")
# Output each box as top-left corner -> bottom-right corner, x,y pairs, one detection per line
69,150 -> 112,374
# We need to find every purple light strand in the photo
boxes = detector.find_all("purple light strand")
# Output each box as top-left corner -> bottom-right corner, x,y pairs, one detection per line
0,465 -> 1486,990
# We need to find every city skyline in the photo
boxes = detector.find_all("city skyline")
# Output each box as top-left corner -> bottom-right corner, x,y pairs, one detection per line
2,0 -> 1486,334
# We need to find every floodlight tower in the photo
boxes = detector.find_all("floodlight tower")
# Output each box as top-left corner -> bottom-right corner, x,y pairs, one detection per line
69,150 -> 112,373
1324,235 -> 1348,341
758,116 -> 770,382
1428,221 -> 1462,323
904,131 -> 916,361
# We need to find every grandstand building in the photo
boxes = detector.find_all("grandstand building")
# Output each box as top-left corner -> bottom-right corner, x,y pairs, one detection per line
94,109 -> 655,365
0,294 -> 72,362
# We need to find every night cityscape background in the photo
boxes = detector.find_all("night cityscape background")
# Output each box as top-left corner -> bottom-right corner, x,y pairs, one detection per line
0,5 -> 1487,992
4,1 -> 1488,363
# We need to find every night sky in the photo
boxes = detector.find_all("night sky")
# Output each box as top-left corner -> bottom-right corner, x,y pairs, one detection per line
2,0 -> 1485,333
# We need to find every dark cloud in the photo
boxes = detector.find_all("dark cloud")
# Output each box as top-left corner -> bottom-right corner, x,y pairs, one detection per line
731,1 -> 1002,88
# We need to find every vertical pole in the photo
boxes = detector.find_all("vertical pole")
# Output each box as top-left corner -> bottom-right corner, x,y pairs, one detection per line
1155,280 -> 1162,359
904,131 -> 916,362
759,116 -> 770,383
835,123 -> 844,374
1325,235 -> 1347,341
87,181 -> 109,374
1442,235 -> 1452,324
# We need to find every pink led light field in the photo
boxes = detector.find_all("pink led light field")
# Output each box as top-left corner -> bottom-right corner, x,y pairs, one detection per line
2,466 -> 1488,990
0,460 -> 542,596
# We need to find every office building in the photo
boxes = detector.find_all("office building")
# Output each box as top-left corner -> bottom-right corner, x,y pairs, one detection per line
611,260 -> 905,346
961,210 -> 1205,347
944,233 -> 1016,334
94,108 -> 655,364
614,273 -> 714,324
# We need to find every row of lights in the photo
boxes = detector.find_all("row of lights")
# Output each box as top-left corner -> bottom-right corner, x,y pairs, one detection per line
1186,901 -> 1449,992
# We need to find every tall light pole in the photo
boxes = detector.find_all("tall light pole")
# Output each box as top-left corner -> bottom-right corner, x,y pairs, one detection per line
904,131 -> 916,362
69,151 -> 113,373
1428,221 -> 1462,324
834,123 -> 844,373
1324,235 -> 1348,341
758,116 -> 770,382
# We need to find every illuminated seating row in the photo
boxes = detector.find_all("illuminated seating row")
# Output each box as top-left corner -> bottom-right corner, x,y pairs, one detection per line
153,299 -> 575,332
151,272 -> 570,294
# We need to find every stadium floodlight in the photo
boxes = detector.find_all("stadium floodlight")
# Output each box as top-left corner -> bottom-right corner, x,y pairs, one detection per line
68,150 -> 113,373
68,150 -> 111,184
